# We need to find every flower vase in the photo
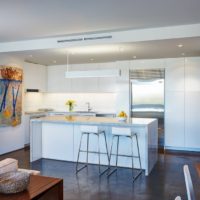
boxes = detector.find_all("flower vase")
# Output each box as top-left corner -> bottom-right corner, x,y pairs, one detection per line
69,105 -> 74,112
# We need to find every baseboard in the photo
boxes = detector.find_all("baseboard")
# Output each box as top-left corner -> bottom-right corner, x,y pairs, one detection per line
165,146 -> 200,152
164,148 -> 200,156
24,144 -> 30,150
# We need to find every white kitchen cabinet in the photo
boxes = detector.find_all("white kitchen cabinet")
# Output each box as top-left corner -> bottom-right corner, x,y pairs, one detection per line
184,58 -> 200,150
165,58 -> 185,92
70,64 -> 99,92
185,92 -> 200,150
47,65 -> 71,92
42,123 -> 74,161
185,57 -> 200,92
47,62 -> 119,93
165,91 -> 185,148
23,62 -> 47,92
98,62 -> 117,93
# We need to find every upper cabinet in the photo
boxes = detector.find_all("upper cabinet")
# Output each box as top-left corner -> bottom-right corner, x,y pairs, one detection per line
70,64 -> 99,93
47,65 -> 71,93
23,62 -> 47,92
47,62 -> 118,93
165,58 -> 185,92
185,57 -> 200,92
98,62 -> 117,93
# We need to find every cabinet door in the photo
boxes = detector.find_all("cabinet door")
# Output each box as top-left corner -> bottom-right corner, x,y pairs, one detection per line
23,62 -> 46,92
185,92 -> 200,149
184,58 -> 200,150
98,62 -> 117,93
185,57 -> 200,92
165,58 -> 185,92
70,64 -> 98,92
42,123 -> 74,161
47,65 -> 71,92
165,91 -> 185,148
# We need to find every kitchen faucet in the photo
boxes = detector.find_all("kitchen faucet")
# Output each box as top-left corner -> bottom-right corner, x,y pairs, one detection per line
86,102 -> 92,112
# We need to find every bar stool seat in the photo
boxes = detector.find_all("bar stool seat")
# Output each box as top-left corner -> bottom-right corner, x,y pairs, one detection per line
76,125 -> 109,176
107,127 -> 143,182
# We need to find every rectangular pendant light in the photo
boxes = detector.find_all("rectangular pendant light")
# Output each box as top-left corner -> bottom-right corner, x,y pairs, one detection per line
65,69 -> 121,78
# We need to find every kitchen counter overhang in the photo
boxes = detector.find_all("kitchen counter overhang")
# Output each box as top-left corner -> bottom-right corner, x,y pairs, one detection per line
31,115 -> 156,127
30,116 -> 158,176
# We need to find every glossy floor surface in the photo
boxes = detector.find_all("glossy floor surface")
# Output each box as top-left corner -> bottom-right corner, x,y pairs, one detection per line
0,149 -> 200,200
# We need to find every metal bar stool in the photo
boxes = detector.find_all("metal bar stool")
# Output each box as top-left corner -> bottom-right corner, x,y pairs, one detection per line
107,127 -> 143,182
76,125 -> 110,176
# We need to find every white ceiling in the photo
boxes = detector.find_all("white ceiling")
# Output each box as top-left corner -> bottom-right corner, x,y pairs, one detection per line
7,37 -> 200,65
1,0 -> 200,42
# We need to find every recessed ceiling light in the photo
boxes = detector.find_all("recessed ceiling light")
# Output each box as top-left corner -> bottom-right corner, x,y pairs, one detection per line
53,60 -> 57,64
177,44 -> 184,48
90,58 -> 94,61
133,56 -> 137,59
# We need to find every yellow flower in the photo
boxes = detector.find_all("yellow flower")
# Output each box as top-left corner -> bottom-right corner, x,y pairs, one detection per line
65,100 -> 76,106
65,99 -> 76,112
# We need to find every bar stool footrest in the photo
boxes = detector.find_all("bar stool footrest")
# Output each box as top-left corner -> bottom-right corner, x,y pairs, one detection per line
76,164 -> 87,173
107,167 -> 118,177
133,169 -> 143,182
99,167 -> 110,176
79,150 -> 109,155
110,153 -> 140,158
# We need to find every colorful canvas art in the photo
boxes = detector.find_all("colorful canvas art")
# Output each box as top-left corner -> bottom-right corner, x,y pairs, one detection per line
0,66 -> 23,126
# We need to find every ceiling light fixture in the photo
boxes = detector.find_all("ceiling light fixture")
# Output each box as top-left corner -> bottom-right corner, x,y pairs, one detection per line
133,56 -> 137,59
66,45 -> 118,55
177,44 -> 184,48
65,69 -> 121,78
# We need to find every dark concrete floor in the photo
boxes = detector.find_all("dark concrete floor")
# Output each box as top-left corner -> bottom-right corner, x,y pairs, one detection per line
0,149 -> 200,200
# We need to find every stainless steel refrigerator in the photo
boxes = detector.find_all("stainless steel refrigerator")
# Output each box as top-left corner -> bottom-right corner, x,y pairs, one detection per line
130,69 -> 165,149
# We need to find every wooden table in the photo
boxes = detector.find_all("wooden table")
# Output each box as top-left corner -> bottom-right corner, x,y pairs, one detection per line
196,163 -> 200,177
0,175 -> 63,200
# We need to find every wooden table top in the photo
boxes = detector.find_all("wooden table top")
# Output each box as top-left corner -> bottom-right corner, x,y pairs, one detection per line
0,175 -> 63,200
196,163 -> 200,177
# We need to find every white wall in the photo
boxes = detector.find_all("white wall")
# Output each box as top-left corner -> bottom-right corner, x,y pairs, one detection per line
0,54 -> 25,155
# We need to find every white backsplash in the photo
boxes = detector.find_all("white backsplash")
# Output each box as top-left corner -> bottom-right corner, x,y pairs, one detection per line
24,92 -> 117,113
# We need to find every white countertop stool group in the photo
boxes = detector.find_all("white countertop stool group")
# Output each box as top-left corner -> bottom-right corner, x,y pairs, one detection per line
107,127 -> 143,182
76,125 -> 110,176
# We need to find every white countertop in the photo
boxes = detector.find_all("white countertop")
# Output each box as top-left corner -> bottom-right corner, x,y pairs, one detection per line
31,115 -> 157,127
25,110 -> 116,115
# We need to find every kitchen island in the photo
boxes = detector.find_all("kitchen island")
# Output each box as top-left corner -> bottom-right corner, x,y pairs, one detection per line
30,116 -> 158,176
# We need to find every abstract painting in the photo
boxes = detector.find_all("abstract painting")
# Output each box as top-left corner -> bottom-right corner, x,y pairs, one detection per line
0,66 -> 23,126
